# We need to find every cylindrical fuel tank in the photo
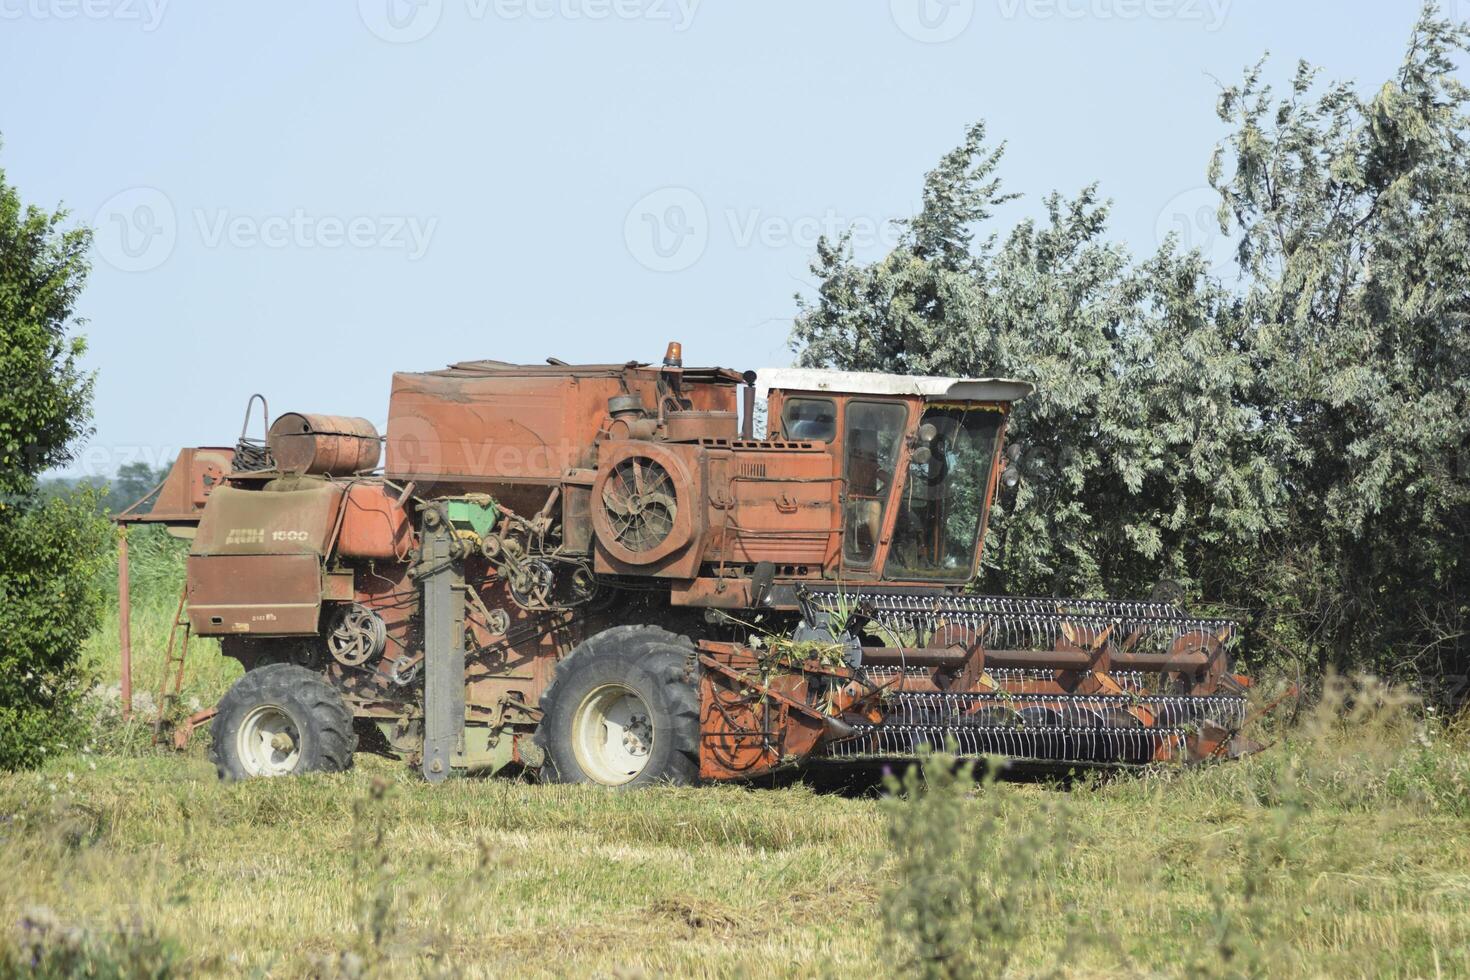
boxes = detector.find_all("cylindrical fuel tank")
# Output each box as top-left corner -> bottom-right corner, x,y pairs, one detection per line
269,414 -> 382,476
337,483 -> 413,560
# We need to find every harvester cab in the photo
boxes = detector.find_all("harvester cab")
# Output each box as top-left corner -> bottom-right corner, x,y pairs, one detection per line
760,368 -> 1031,587
115,344 -> 1257,786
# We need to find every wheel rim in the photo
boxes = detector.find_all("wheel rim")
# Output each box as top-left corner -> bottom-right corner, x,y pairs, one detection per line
571,685 -> 654,786
236,704 -> 302,777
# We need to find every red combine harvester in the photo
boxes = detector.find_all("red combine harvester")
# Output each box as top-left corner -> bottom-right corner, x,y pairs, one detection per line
117,345 -> 1256,785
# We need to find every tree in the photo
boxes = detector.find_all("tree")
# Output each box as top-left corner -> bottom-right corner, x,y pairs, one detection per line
790,5 -> 1470,684
792,139 -> 1280,605
0,143 -> 112,769
110,461 -> 168,513
1209,12 -> 1470,678
39,460 -> 171,514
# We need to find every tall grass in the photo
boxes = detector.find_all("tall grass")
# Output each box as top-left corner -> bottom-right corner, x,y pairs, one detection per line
875,675 -> 1470,977
80,526 -> 239,754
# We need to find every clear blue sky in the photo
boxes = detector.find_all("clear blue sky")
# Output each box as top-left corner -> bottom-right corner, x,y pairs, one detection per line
0,0 -> 1433,478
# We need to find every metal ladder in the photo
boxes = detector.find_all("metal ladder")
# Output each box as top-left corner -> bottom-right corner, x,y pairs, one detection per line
152,586 -> 194,746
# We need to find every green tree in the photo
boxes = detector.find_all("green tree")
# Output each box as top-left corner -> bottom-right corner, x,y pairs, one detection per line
0,143 -> 112,769
793,135 -> 1280,604
109,461 -> 168,513
1210,13 -> 1470,677
791,5 -> 1470,683
38,461 -> 171,515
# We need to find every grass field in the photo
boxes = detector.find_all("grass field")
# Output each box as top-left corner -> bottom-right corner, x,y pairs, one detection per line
3,539 -> 1470,977
4,689 -> 1469,977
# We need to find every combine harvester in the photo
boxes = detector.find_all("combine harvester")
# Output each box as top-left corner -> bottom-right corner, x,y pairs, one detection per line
117,344 -> 1256,785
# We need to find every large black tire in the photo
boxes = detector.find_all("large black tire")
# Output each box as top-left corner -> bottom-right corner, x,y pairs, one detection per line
535,626 -> 699,788
210,663 -> 357,781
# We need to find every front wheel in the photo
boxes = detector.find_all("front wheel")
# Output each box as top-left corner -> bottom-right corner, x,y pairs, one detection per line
535,626 -> 699,788
210,663 -> 356,781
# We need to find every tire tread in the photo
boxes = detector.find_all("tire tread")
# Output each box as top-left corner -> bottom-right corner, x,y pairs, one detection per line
535,626 -> 700,787
210,663 -> 357,781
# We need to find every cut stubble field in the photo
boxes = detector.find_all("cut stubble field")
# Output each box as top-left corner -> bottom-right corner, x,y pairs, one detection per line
3,578 -> 1470,976
4,715 -> 1470,976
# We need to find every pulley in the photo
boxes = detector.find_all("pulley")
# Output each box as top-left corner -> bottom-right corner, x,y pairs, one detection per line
326,604 -> 388,667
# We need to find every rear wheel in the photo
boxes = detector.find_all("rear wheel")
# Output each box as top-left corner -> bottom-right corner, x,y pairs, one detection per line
535,626 -> 699,788
210,663 -> 356,781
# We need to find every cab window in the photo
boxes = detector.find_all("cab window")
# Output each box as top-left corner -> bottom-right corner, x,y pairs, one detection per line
842,401 -> 907,565
886,406 -> 1003,580
781,397 -> 837,442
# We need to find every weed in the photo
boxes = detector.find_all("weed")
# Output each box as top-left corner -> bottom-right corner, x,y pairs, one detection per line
1,906 -> 182,979
880,750 -> 1074,978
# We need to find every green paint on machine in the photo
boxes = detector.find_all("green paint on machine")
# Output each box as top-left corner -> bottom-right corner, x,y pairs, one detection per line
445,495 -> 500,539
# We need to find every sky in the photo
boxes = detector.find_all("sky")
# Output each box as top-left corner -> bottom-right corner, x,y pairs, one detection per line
0,0 -> 1438,479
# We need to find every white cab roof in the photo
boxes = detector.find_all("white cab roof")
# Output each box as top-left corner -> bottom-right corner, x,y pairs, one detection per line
757,368 -> 1032,403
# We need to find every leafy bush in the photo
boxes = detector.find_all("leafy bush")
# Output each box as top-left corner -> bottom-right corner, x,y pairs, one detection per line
0,495 -> 112,771
0,146 -> 112,771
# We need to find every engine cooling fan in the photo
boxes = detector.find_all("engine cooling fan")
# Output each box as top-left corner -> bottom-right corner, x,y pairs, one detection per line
601,456 -> 679,554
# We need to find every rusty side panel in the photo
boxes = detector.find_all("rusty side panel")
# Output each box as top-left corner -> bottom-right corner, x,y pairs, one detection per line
191,484 -> 345,557
322,570 -> 356,602
387,373 -> 591,484
385,363 -> 740,488
187,553 -> 324,635
117,447 -> 235,525
187,484 -> 346,636
705,446 -> 839,570
669,577 -> 752,609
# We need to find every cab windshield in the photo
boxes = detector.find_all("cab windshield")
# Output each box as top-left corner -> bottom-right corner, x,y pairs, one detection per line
886,406 -> 1003,581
